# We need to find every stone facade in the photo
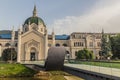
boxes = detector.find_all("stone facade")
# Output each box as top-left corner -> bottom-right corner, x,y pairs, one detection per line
0,6 -> 118,62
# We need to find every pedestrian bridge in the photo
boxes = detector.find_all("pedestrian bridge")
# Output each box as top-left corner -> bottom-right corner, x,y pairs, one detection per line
22,60 -> 120,80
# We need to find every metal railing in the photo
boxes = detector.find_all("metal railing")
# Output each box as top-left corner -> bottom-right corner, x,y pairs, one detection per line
64,59 -> 120,78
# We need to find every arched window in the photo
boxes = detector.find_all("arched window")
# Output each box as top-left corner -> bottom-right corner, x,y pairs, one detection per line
24,27 -> 28,32
89,42 -> 93,47
63,44 -> 67,47
5,43 -> 10,47
97,42 -> 101,47
55,43 -> 60,47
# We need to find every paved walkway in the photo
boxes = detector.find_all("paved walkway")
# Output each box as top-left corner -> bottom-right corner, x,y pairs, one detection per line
64,63 -> 120,78
22,61 -> 120,78
64,76 -> 84,80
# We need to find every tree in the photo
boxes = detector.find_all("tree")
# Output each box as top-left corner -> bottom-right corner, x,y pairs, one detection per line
110,34 -> 120,59
76,48 -> 94,60
2,48 -> 17,61
0,57 -> 2,61
100,30 -> 112,59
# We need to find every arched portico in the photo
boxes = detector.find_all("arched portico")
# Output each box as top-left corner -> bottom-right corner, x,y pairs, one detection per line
30,47 -> 37,61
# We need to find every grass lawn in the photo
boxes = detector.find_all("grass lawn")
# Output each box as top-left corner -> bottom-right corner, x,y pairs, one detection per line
70,61 -> 120,69
0,63 -> 84,80
0,63 -> 36,77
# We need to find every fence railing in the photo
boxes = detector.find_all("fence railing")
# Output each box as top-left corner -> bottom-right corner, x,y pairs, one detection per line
65,59 -> 120,78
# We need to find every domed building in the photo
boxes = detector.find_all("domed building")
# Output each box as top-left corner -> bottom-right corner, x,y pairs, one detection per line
0,6 -> 118,62
17,5 -> 48,62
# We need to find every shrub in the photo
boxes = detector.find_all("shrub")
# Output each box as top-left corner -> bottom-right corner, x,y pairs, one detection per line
76,48 -> 94,60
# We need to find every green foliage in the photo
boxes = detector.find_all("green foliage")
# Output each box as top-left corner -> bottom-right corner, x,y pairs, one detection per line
0,57 -> 2,61
2,48 -> 17,61
76,48 -> 94,60
110,34 -> 120,59
100,31 -> 112,59
0,63 -> 36,77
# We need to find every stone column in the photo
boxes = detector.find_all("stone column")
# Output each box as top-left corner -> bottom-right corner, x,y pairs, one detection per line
17,28 -> 22,63
45,29 -> 48,59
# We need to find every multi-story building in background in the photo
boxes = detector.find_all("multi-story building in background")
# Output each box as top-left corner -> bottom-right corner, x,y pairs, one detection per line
0,6 -> 117,62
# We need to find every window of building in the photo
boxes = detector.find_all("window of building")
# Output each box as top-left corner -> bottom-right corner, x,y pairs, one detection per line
5,43 -> 10,47
81,42 -> 84,46
77,42 -> 79,46
56,43 -> 60,47
97,42 -> 101,47
73,35 -> 75,39
79,35 -> 81,39
63,44 -> 67,47
74,42 -> 84,47
82,35 -> 85,39
89,42 -> 93,47
24,27 -> 28,32
74,42 -> 77,47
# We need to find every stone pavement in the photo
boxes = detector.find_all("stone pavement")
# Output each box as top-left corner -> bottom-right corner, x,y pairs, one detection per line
64,63 -> 120,78
64,76 -> 84,80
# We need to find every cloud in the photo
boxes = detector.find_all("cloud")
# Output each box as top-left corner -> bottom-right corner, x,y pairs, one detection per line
48,0 -> 120,34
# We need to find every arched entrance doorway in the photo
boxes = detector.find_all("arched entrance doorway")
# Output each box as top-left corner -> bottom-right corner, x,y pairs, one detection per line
30,47 -> 37,61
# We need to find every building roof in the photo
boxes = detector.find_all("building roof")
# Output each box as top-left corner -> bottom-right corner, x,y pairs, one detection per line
0,30 -> 18,39
0,30 -> 11,39
55,35 -> 70,40
0,34 -> 11,39
0,30 -> 11,34
24,16 -> 45,25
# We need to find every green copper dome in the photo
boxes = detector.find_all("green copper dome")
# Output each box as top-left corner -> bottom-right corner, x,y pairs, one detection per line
24,5 -> 45,26
24,16 -> 45,25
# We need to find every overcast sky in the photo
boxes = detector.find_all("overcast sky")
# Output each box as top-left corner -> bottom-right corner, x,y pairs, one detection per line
0,0 -> 120,34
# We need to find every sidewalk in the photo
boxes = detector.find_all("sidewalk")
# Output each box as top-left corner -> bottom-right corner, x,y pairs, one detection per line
64,63 -> 120,78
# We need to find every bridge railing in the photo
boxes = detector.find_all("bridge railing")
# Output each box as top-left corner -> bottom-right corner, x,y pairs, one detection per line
64,59 -> 120,78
